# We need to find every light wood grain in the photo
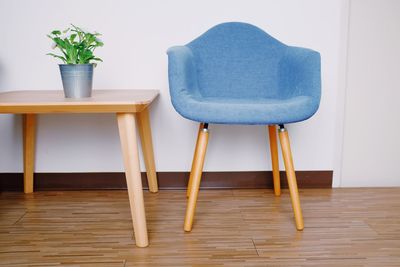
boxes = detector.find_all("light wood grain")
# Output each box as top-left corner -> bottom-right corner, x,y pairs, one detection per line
187,123 -> 204,198
1,188 -> 400,266
268,125 -> 281,196
0,90 -> 159,113
279,128 -> 304,230
22,114 -> 36,194
135,107 -> 158,193
117,113 -> 148,247
184,124 -> 209,232
1,90 -> 158,248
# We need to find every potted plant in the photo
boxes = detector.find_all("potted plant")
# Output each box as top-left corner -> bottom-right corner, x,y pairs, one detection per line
47,25 -> 104,98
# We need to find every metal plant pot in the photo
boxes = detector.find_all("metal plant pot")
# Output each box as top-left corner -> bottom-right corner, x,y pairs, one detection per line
59,64 -> 93,98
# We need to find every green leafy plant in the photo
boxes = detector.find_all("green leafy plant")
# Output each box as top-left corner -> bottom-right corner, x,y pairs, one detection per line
47,24 -> 104,65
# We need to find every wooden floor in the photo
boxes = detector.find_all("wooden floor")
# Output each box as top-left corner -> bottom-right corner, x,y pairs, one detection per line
1,188 -> 400,266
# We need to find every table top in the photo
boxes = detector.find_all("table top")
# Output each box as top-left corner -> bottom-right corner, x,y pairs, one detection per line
0,89 -> 159,113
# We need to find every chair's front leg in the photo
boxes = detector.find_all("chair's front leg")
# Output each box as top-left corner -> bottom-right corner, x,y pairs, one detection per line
184,123 -> 209,232
117,112 -> 149,247
278,125 -> 304,230
187,123 -> 204,198
23,114 -> 36,194
268,125 -> 281,196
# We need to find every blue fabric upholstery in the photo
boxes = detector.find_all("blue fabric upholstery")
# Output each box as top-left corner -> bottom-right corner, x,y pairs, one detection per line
167,22 -> 321,125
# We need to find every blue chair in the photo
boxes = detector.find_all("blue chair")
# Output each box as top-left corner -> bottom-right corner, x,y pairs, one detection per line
167,22 -> 321,232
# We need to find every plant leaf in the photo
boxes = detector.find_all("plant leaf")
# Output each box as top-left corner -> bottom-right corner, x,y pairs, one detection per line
46,53 -> 67,63
70,34 -> 77,43
53,37 -> 66,49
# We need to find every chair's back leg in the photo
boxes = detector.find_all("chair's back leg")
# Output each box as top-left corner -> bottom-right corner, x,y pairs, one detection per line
268,125 -> 281,196
184,123 -> 209,232
278,126 -> 304,231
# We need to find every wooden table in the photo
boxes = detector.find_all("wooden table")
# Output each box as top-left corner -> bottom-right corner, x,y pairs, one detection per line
0,89 -> 159,247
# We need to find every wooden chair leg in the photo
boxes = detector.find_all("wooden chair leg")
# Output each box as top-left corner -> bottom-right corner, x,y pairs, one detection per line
23,114 -> 36,194
278,127 -> 304,231
136,107 -> 158,193
268,125 -> 281,196
184,123 -> 209,232
187,123 -> 204,198
117,113 -> 149,247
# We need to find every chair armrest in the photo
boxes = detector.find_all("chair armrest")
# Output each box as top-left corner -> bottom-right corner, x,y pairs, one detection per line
279,46 -> 321,102
167,46 -> 200,99
167,46 -> 201,117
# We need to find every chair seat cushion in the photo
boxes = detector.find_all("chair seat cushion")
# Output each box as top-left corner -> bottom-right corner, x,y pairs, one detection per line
172,93 -> 319,125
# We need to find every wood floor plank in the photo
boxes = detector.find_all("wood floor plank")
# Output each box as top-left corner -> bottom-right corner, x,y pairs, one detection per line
0,188 -> 400,266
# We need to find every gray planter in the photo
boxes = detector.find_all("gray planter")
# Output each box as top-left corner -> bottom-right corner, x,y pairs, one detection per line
59,64 -> 93,98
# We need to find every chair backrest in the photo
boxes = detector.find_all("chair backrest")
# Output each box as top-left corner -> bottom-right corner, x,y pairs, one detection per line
187,22 -> 288,99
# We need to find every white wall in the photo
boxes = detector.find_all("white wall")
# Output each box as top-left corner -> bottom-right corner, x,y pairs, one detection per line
339,0 -> 400,186
0,1 -> 344,181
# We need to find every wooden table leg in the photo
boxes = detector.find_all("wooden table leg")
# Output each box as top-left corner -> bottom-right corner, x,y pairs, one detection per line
117,112 -> 149,247
23,114 -> 36,194
136,107 -> 158,193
